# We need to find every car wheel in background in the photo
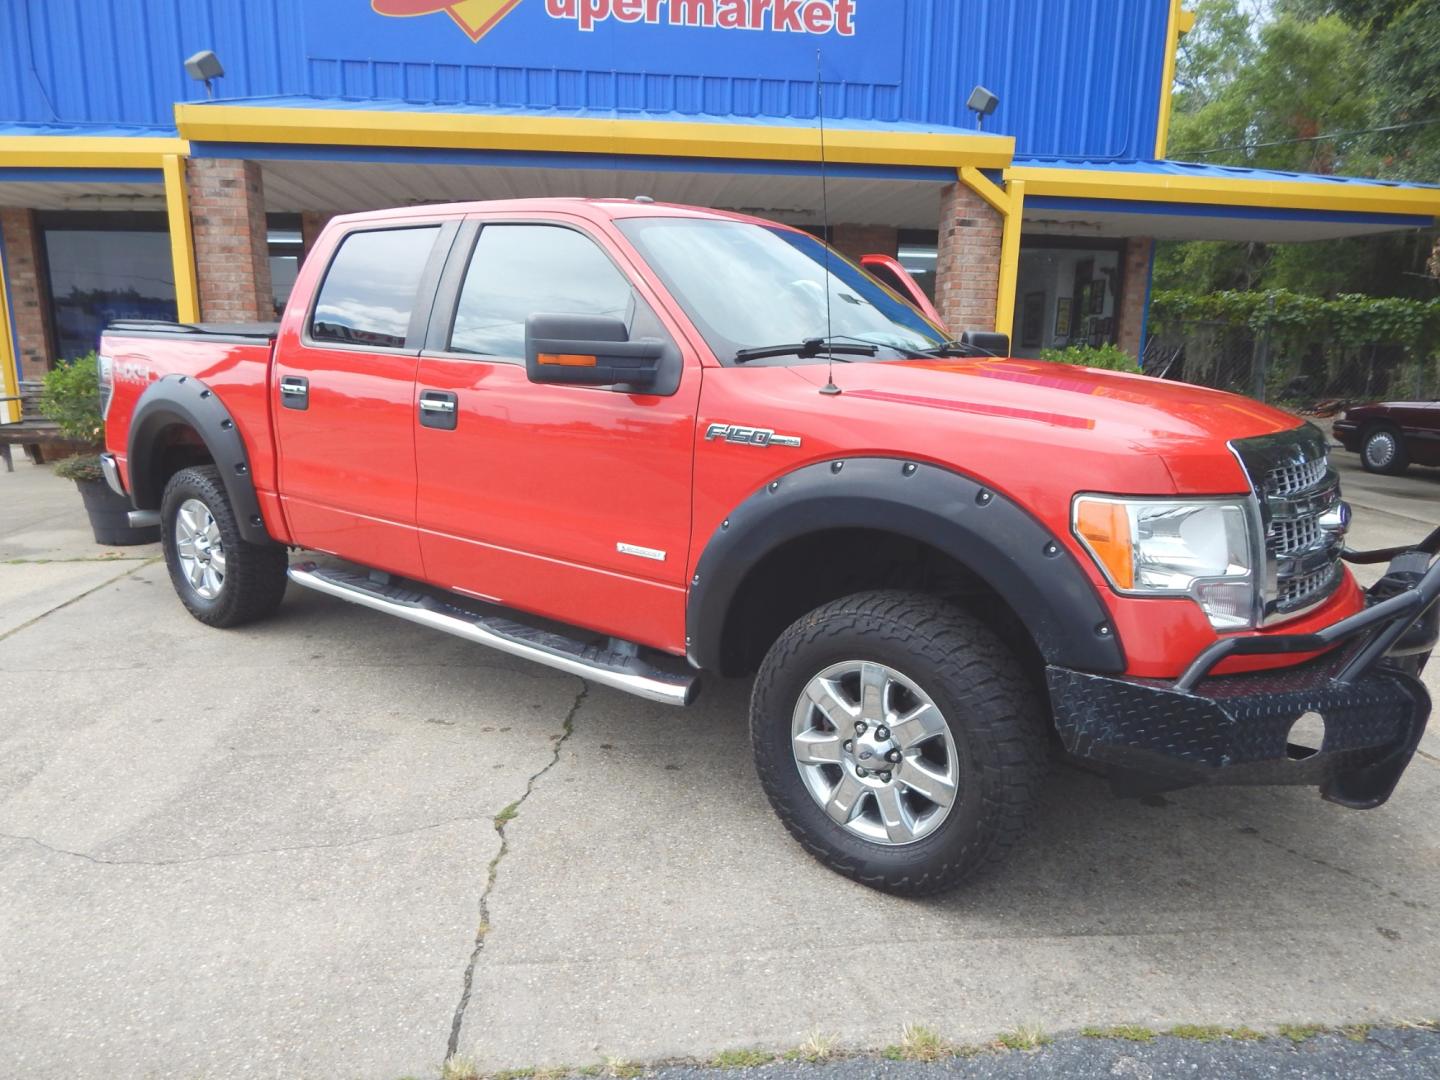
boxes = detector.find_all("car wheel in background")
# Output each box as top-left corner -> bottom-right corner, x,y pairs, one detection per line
1361,426 -> 1408,475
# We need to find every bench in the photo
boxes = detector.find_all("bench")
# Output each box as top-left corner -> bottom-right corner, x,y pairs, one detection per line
0,380 -> 93,472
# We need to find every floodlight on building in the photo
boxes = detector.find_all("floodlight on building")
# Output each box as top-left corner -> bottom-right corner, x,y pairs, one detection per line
967,85 -> 999,130
184,50 -> 225,99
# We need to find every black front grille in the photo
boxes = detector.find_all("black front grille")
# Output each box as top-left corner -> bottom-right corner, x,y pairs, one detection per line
1233,426 -> 1344,621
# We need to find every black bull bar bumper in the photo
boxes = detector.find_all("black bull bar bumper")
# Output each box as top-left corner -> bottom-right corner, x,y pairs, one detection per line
1048,536 -> 1440,809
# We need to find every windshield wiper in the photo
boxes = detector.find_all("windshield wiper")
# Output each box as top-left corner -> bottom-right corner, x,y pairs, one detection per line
734,337 -> 879,364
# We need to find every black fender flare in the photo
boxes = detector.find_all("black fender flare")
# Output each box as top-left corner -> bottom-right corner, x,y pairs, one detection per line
126,374 -> 273,545
686,457 -> 1125,675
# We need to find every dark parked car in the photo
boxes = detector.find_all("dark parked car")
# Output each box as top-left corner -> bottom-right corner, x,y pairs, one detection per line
1334,401 -> 1440,474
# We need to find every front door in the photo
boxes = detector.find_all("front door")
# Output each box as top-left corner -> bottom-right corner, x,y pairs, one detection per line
273,221 -> 453,577
414,217 -> 701,653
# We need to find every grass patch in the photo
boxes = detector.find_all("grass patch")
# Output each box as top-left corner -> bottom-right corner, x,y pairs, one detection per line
784,1029 -> 839,1064
1277,1024 -> 1326,1043
1225,1027 -> 1267,1042
601,1057 -> 642,1079
711,1049 -> 773,1069
1166,1025 -> 1226,1042
490,1071 -> 536,1080
1080,1025 -> 1156,1042
493,802 -> 520,829
881,1024 -> 954,1063
994,1025 -> 1051,1051
441,1057 -> 480,1080
1339,1024 -> 1372,1043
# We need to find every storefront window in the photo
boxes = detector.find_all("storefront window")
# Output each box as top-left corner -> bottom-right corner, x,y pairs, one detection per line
1012,242 -> 1123,359
40,212 -> 176,360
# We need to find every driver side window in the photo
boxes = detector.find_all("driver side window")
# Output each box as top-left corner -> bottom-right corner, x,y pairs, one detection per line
449,224 -> 635,359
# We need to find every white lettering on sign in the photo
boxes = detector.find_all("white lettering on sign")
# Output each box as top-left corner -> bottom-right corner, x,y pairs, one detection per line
546,0 -> 857,35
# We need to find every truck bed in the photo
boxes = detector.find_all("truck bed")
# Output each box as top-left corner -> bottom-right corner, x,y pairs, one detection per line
105,319 -> 280,344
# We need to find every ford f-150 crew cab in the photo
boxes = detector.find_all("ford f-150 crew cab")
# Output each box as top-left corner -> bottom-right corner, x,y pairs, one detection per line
99,198 -> 1440,895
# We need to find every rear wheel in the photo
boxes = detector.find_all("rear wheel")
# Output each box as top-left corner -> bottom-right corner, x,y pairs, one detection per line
161,465 -> 288,627
1361,426 -> 1408,475
750,590 -> 1047,896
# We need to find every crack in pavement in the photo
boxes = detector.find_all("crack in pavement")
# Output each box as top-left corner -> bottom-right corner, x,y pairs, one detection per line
1202,812 -> 1433,912
446,681 -> 589,1061
0,556 -> 161,643
0,811 -> 496,867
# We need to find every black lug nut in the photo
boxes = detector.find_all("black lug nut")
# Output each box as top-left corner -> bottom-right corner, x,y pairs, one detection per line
854,721 -> 867,735
856,767 -> 869,778
875,726 -> 890,740
880,771 -> 892,782
886,749 -> 902,763
843,740 -> 854,752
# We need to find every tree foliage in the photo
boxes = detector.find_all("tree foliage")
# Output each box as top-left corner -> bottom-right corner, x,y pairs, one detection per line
1155,0 -> 1439,299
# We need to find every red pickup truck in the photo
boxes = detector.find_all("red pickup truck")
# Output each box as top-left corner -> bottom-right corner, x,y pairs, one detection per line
99,199 -> 1438,895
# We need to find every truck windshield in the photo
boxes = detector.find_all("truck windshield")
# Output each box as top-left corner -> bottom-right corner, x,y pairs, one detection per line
616,217 -> 947,365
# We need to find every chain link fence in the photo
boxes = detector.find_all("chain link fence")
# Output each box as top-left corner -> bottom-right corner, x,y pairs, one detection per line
1142,319 -> 1440,415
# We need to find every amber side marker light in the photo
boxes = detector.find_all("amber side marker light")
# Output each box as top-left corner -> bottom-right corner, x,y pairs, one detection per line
538,352 -> 598,367
1074,498 -> 1135,590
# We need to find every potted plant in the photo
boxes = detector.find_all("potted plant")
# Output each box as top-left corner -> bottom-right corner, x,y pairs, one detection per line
38,352 -> 160,546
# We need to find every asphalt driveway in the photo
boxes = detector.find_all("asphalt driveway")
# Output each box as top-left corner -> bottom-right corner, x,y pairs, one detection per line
2,452 -> 1438,1080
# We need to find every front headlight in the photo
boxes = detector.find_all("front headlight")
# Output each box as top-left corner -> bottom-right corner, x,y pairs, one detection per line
1073,495 -> 1257,630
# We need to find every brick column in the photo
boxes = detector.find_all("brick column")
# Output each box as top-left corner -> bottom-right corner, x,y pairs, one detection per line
829,224 -> 899,264
300,211 -> 334,258
935,181 -> 1003,333
188,159 -> 274,323
1115,237 -> 1155,359
1,209 -> 55,379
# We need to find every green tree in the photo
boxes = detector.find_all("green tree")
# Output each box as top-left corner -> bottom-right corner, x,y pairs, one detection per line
1155,0 -> 1438,299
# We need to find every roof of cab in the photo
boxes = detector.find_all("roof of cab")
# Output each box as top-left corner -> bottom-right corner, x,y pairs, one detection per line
326,197 -> 787,229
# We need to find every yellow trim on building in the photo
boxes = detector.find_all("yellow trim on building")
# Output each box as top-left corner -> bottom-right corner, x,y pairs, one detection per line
0,245 -> 19,425
0,136 -> 189,169
995,179 -> 1026,337
174,104 -> 1016,170
1154,0 -> 1184,159
1005,165 -> 1440,219
958,165 -> 1010,217
163,155 -> 201,323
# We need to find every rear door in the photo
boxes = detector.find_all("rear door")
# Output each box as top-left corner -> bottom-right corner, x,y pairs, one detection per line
273,220 -> 456,576
412,215 -> 701,652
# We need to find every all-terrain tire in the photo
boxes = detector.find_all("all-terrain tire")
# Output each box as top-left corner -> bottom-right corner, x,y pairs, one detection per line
161,465 -> 288,627
1361,425 -> 1409,475
750,590 -> 1048,896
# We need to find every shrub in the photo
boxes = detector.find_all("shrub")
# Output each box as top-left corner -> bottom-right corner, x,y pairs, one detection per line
1039,343 -> 1142,373
38,352 -> 104,446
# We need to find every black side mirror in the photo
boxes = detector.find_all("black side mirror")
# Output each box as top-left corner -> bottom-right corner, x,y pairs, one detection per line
525,314 -> 665,389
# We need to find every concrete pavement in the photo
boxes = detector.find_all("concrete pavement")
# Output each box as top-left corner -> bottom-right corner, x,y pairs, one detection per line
1,452 -> 1438,1079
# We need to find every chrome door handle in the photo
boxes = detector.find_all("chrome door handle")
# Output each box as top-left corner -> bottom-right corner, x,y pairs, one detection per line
419,399 -> 456,413
279,377 -> 308,396
279,376 -> 308,411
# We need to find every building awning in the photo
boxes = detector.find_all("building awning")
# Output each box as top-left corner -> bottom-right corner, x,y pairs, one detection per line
1010,157 -> 1440,242
174,96 -> 1015,176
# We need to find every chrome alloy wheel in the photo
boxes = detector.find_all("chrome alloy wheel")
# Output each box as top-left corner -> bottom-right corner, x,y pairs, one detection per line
790,660 -> 960,846
1365,430 -> 1398,469
174,497 -> 226,600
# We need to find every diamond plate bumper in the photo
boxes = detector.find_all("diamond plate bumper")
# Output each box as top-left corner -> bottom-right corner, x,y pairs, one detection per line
1048,543 -> 1440,809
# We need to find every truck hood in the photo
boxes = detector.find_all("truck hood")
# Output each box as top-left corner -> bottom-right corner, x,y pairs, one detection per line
787,357 -> 1306,494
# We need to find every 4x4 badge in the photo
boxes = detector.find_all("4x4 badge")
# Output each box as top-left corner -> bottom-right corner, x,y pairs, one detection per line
705,423 -> 803,449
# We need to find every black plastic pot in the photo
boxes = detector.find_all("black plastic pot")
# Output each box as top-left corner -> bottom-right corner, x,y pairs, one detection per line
75,476 -> 160,546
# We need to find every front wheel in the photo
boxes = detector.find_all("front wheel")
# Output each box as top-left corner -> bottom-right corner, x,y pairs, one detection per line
161,465 -> 288,627
750,591 -> 1047,896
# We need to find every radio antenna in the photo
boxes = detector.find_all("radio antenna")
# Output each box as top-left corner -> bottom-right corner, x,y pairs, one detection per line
816,49 -> 840,396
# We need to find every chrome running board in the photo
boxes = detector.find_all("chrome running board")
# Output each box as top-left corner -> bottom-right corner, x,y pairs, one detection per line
287,562 -> 699,706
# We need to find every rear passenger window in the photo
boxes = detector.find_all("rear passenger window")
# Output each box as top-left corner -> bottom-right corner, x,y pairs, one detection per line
310,226 -> 440,349
450,225 -> 634,358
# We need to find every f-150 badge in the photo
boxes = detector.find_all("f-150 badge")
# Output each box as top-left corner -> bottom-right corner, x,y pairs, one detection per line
705,423 -> 803,449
